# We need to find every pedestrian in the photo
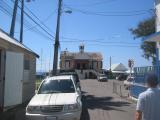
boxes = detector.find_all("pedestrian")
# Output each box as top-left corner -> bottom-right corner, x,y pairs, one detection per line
135,73 -> 160,120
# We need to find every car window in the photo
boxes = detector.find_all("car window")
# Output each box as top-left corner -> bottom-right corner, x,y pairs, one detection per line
38,79 -> 75,94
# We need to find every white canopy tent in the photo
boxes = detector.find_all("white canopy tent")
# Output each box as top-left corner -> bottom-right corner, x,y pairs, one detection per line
110,63 -> 128,73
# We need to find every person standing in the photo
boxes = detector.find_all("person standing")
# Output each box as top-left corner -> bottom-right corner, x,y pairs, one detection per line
136,73 -> 160,120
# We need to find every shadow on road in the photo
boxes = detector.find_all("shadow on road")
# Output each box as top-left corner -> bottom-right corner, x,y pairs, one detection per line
82,94 -> 131,112
80,95 -> 90,120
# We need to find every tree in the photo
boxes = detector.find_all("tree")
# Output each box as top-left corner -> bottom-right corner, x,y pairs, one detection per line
129,17 -> 156,64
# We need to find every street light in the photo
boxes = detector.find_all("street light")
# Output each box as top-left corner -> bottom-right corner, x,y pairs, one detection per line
64,10 -> 72,14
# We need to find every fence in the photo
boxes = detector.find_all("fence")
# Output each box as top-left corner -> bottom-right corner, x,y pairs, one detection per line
134,66 -> 160,83
112,81 -> 130,98
130,66 -> 160,98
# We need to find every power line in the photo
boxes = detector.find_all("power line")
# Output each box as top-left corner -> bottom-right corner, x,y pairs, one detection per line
19,9 -> 57,33
0,4 -> 141,47
18,6 -> 55,39
0,3 -> 141,46
9,0 -> 55,39
18,0 -> 54,34
61,36 -> 104,41
59,41 -> 139,47
60,36 -> 140,45
60,40 -> 139,45
64,5 -> 153,17
0,1 -> 54,41
64,0 -> 118,7
0,0 -> 143,47
76,43 -> 139,48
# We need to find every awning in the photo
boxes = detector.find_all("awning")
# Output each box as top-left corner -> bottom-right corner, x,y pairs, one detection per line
143,31 -> 160,42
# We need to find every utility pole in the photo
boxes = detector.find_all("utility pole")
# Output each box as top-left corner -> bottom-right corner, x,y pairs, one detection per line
52,0 -> 62,75
20,0 -> 24,43
110,56 -> 112,71
10,0 -> 19,37
109,56 -> 112,79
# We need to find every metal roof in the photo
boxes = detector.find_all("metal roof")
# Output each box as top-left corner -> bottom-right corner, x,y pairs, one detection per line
143,31 -> 160,43
111,63 -> 128,71
61,51 -> 103,60
0,29 -> 39,58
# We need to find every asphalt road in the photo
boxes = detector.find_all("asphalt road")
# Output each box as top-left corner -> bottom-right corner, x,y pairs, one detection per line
80,79 -> 136,120
0,79 -> 136,120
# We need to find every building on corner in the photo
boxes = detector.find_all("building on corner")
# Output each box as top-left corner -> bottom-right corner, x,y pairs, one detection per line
0,29 -> 39,111
60,44 -> 103,79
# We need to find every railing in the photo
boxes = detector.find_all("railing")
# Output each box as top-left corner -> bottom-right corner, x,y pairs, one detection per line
130,66 -> 160,98
134,66 -> 160,84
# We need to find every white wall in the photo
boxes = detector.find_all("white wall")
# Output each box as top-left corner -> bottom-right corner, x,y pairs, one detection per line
156,0 -> 160,32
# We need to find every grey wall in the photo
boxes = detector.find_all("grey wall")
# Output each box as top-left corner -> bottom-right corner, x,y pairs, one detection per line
0,50 -> 5,111
22,56 -> 36,102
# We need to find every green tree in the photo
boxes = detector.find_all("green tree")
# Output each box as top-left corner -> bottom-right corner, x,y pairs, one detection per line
129,17 -> 156,64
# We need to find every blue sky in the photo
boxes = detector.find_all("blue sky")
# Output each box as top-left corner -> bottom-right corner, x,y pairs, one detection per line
0,0 -> 155,72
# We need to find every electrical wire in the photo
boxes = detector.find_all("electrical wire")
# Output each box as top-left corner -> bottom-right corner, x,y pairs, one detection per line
9,0 -> 55,39
18,0 -> 55,34
85,43 -> 139,48
0,0 -> 141,48
0,1 -> 54,41
60,40 -> 139,45
64,0 -> 118,7
0,2 -> 140,46
64,5 -> 153,17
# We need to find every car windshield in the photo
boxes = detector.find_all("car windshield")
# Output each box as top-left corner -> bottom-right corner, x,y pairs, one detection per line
38,79 -> 75,94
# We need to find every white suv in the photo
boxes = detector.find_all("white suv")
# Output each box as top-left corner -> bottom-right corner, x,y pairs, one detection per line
26,75 -> 82,120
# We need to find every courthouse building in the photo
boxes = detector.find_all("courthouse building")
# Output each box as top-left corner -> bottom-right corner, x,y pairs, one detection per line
60,44 -> 103,79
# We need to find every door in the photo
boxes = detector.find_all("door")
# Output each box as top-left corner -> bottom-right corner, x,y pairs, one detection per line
4,51 -> 24,107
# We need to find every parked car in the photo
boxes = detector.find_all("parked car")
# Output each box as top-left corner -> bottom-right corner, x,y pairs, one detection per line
58,71 -> 81,90
97,74 -> 108,82
26,75 -> 82,120
124,76 -> 134,89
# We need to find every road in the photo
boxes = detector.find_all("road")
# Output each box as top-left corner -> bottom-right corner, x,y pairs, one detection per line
80,79 -> 136,120
0,79 -> 136,120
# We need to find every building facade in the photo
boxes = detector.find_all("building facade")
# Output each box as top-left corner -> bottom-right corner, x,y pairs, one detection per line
0,29 -> 39,111
60,45 -> 103,79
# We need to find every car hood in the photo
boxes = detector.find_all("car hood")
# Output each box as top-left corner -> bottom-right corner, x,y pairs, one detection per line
28,93 -> 78,106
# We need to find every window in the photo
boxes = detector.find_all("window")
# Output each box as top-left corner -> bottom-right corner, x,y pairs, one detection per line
65,60 -> 70,69
77,63 -> 80,69
100,61 -> 103,68
38,79 -> 75,94
24,59 -> 30,70
83,63 -> 86,69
